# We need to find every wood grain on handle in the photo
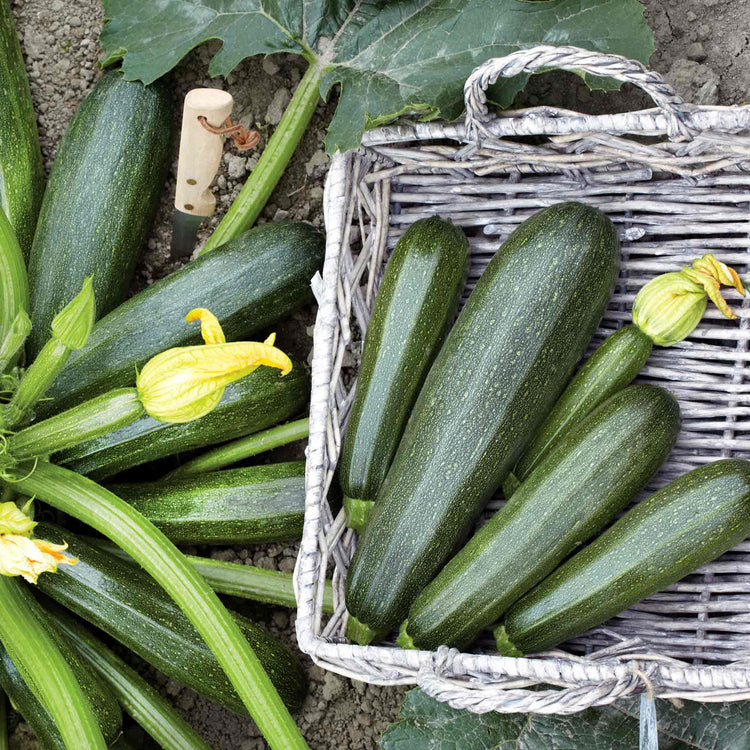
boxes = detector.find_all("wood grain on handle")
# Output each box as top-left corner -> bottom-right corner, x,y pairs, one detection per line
174,89 -> 233,217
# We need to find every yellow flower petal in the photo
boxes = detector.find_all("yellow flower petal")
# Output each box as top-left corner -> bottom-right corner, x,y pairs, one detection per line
185,308 -> 226,345
682,254 -> 745,321
137,342 -> 293,424
0,535 -> 76,584
0,501 -> 36,537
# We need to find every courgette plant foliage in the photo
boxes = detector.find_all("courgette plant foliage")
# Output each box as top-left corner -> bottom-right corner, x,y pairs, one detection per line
100,0 -> 654,154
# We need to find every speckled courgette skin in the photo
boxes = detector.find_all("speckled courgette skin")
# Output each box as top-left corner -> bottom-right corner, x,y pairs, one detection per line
41,221 -> 324,416
510,323 -> 653,489
345,201 -> 620,637
109,461 -> 307,545
339,216 -> 468,529
402,384 -> 680,650
35,524 -> 308,713
57,359 -> 310,480
0,2 -> 44,258
27,71 -> 173,356
0,591 -> 122,748
500,459 -> 750,655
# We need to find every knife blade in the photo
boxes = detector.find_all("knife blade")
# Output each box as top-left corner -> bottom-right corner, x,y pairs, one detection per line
169,88 -> 234,259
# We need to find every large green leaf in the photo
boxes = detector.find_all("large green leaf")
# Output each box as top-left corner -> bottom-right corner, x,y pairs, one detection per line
100,0 -> 653,153
380,690 -> 750,750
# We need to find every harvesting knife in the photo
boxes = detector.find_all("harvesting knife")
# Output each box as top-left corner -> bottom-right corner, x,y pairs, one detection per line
170,88 -> 234,259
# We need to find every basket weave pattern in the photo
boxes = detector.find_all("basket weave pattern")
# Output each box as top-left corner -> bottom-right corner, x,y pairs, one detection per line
296,47 -> 750,712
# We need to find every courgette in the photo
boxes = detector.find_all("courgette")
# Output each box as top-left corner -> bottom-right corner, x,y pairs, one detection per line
57,358 -> 310,480
0,606 -> 122,749
346,202 -> 620,639
339,216 -> 468,531
27,70 -> 173,356
35,524 -> 308,713
507,324 -> 653,491
498,459 -> 750,655
0,1 -> 44,258
400,385 -> 680,650
109,462 -> 306,545
41,221 -> 324,416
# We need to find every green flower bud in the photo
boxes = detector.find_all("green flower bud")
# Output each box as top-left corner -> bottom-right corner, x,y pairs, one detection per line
50,276 -> 95,350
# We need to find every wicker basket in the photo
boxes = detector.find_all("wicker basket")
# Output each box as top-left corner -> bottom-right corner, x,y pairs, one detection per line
295,46 -> 750,714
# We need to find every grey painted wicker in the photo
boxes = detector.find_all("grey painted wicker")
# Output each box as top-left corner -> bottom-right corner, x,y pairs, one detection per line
296,46 -> 750,713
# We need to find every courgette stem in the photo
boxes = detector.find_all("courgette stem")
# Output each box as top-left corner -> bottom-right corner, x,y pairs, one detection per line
0,310 -> 30,375
3,339 -> 69,428
343,497 -> 373,533
167,417 -> 310,478
6,462 -> 309,750
0,210 -> 28,355
8,389 -> 145,460
202,65 -> 323,253
52,609 -> 211,750
0,687 -> 7,750
0,576 -> 106,749
88,537 -> 334,613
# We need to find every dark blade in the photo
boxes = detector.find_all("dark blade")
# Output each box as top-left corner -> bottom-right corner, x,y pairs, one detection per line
169,210 -> 207,259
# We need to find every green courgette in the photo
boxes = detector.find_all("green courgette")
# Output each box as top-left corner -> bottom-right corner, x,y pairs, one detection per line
27,71 -> 173,356
41,221 -> 324,416
346,201 -> 620,640
507,324 -> 653,491
56,359 -> 310,480
0,608 -> 122,749
498,459 -> 750,655
400,385 -> 680,650
109,462 -> 306,545
0,2 -> 44,258
35,524 -> 308,714
339,216 -> 468,531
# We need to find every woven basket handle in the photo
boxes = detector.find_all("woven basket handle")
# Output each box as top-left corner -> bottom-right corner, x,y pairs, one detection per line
464,44 -> 695,143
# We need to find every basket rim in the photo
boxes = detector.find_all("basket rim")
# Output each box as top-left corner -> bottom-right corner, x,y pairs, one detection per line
296,58 -> 750,707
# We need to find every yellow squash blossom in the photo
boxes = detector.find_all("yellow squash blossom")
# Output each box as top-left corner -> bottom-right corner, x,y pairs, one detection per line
0,501 -> 76,583
137,308 -> 293,424
633,254 -> 746,346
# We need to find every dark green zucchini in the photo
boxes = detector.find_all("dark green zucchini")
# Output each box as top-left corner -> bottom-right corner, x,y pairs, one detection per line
27,71 -> 173,357
400,385 -> 680,650
56,358 -> 309,480
35,524 -> 308,714
346,202 -> 620,640
0,600 -> 122,749
506,323 -> 653,493
40,221 -> 324,416
0,1 -> 44,258
498,459 -> 750,655
109,462 -> 306,545
339,216 -> 468,531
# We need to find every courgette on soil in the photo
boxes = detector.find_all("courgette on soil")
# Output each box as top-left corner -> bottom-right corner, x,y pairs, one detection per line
56,358 -> 310,480
505,323 -> 654,497
346,201 -> 620,640
400,384 -> 680,651
339,216 -> 468,531
0,601 -> 122,749
35,524 -> 308,714
108,462 -> 307,545
40,221 -> 324,416
0,1 -> 44,258
497,459 -> 750,655
27,70 -> 173,357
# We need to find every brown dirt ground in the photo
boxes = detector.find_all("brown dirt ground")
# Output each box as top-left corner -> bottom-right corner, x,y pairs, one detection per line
6,0 -> 750,747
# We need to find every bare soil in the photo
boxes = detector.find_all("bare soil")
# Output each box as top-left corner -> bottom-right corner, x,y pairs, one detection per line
7,0 -> 749,747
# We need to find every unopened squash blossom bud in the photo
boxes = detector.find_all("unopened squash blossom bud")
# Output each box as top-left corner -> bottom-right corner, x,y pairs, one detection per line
632,254 -> 745,347
137,308 -> 293,424
0,501 -> 76,584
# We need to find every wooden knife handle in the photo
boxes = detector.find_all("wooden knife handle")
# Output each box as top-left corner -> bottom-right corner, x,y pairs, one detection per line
174,88 -> 233,217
